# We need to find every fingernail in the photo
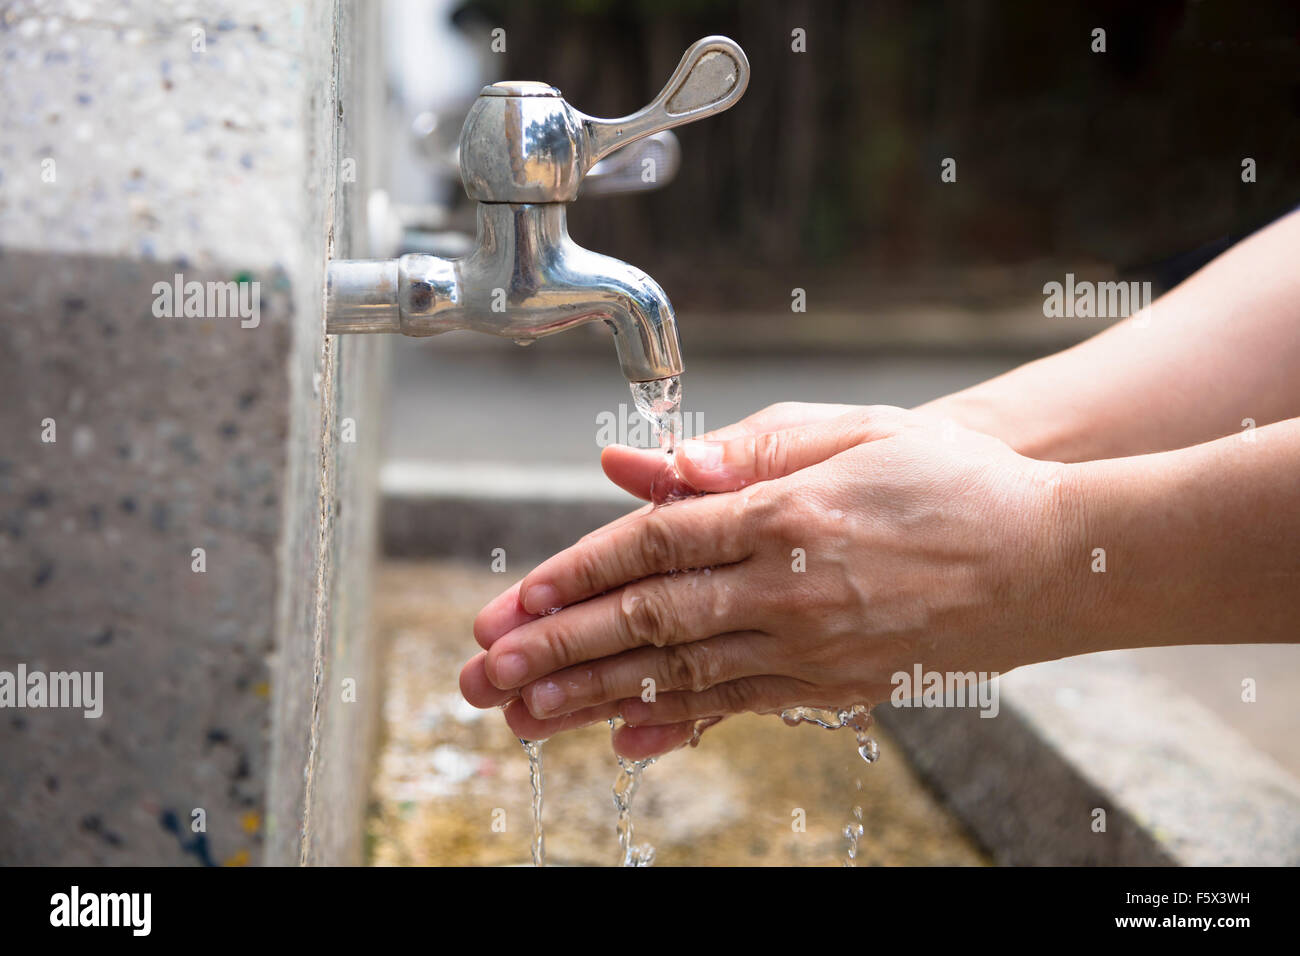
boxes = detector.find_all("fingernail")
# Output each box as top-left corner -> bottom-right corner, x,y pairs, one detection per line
521,583 -> 560,615
679,440 -> 723,471
621,699 -> 650,725
493,653 -> 528,688
530,681 -> 565,716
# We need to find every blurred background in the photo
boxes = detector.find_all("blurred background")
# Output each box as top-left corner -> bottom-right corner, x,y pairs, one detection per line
463,0 -> 1300,313
368,0 -> 1300,866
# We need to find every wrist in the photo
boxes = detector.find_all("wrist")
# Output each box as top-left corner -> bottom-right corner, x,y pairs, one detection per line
1043,451 -> 1185,660
1013,458 -> 1097,666
919,386 -> 1075,462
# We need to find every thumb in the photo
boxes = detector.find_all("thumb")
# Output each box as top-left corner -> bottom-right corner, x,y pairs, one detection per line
673,406 -> 906,492
601,403 -> 859,502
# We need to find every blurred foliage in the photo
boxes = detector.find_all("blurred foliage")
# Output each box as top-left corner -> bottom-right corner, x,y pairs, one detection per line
455,0 -> 1300,309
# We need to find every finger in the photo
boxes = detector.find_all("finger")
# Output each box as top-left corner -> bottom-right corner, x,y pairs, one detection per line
601,445 -> 697,501
700,402 -> 861,441
474,501 -> 656,650
486,566 -> 756,691
503,697 -> 620,740
673,405 -> 909,492
611,716 -> 728,759
609,720 -> 699,760
518,491 -> 759,614
516,630 -> 782,720
601,403 -> 861,501
575,500 -> 654,545
459,652 -> 515,708
472,580 -> 539,650
618,676 -> 803,725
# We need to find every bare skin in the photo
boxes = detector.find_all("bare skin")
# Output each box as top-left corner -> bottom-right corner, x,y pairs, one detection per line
460,211 -> 1300,760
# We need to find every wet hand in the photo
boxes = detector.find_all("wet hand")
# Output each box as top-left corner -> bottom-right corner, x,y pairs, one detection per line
461,405 -> 1074,759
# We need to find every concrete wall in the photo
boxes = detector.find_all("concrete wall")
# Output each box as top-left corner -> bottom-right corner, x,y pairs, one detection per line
0,0 -> 386,865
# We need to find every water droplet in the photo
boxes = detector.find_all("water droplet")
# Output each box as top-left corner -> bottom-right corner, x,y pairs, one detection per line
778,702 -> 878,864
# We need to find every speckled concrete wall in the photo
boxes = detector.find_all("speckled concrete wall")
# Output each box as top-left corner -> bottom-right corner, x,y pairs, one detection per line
0,1 -> 387,865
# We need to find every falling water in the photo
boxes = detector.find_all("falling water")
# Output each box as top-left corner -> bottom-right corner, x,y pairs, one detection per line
518,737 -> 546,866
632,379 -> 880,866
498,377 -> 691,866
515,604 -> 565,866
609,718 -> 657,867
780,703 -> 878,866
598,375 -> 687,867
630,376 -> 683,455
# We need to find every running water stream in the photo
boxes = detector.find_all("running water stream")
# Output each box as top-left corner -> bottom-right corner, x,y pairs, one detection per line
630,376 -> 684,454
610,720 -> 657,867
600,376 -> 687,867
780,703 -> 879,865
510,377 -> 683,868
518,737 -> 546,866
626,378 -> 881,866
517,376 -> 877,866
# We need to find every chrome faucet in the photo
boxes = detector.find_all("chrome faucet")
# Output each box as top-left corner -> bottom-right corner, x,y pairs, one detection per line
325,36 -> 750,384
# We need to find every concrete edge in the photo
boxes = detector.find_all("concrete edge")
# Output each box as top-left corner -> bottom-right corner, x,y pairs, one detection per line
995,654 -> 1300,866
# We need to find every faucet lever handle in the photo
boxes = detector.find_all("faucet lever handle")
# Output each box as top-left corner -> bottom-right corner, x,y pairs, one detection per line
580,36 -> 750,169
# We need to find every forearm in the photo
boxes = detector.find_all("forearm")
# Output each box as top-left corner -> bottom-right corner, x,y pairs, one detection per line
1046,417 -> 1300,661
920,210 -> 1300,462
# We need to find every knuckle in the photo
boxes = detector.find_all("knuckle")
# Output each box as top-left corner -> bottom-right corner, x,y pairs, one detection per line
759,431 -> 785,478
744,480 -> 799,545
590,665 -> 620,706
715,677 -> 757,715
636,513 -> 678,572
748,433 -> 789,481
703,572 -> 737,629
621,586 -> 677,647
660,643 -> 711,693
537,625 -> 574,670
863,403 -> 906,430
570,546 -> 605,598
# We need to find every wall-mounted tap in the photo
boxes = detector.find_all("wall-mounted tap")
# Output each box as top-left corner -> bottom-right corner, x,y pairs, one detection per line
372,130 -> 684,259
325,36 -> 750,385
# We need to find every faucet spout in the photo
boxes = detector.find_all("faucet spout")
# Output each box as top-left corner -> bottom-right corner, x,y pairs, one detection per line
325,204 -> 683,383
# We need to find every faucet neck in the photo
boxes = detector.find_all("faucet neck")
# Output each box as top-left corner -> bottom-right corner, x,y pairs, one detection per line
472,202 -> 570,270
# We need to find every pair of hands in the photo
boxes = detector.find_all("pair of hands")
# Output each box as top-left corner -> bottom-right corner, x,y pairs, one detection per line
460,402 -> 1075,759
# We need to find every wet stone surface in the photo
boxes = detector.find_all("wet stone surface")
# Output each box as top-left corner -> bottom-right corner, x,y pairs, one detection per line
369,561 -> 989,866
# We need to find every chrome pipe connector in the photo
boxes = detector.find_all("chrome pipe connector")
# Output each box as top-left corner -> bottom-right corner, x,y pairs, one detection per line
325,259 -> 400,333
